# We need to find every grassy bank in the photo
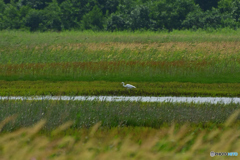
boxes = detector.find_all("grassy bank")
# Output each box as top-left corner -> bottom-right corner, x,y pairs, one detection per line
1,29 -> 240,47
1,100 -> 240,131
1,81 -> 240,97
1,111 -> 240,160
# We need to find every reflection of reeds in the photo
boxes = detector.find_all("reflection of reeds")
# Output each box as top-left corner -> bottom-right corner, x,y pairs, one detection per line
1,110 -> 240,159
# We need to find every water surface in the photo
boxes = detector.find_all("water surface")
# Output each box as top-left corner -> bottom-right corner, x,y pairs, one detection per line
1,96 -> 240,104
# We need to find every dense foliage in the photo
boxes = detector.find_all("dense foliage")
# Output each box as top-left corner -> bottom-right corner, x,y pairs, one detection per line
0,0 -> 239,31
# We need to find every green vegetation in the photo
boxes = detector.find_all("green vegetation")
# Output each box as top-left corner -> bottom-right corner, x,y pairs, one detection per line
1,29 -> 240,47
1,28 -> 240,159
1,61 -> 239,83
1,110 -> 240,159
1,81 -> 240,97
0,31 -> 240,86
1,100 -> 240,131
0,0 -> 240,31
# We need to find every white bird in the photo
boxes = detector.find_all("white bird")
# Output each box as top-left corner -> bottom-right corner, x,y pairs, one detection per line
121,82 -> 136,89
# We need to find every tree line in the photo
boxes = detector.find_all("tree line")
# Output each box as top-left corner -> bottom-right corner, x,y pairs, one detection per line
0,0 -> 239,32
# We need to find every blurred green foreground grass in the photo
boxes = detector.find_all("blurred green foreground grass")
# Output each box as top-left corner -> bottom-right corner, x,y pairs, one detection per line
1,110 -> 240,160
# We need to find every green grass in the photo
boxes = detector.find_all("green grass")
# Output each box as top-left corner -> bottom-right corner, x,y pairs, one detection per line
0,60 -> 240,83
1,81 -> 240,97
1,30 -> 240,84
1,42 -> 239,64
1,29 -> 240,47
1,100 -> 240,131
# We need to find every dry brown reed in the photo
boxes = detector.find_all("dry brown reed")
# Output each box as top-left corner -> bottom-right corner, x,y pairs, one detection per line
2,42 -> 240,63
25,42 -> 240,57
1,111 -> 240,160
32,42 -> 240,53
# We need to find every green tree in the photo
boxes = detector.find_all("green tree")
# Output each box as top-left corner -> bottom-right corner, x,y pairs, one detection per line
1,0 -> 239,31
59,0 -> 81,30
105,0 -> 140,31
19,0 -> 52,10
218,0 -> 233,13
129,5 -> 151,30
81,5 -> 104,31
25,9 -> 44,31
194,0 -> 220,11
118,0 -> 137,15
78,0 -> 97,19
150,0 -> 199,31
2,1 -> 22,29
97,0 -> 119,15
106,13 -> 126,31
0,0 -> 6,29
231,0 -> 240,23
42,0 -> 62,31
218,0 -> 240,24
182,7 -> 236,29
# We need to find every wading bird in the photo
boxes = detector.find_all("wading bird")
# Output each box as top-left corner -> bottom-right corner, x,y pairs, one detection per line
121,82 -> 136,89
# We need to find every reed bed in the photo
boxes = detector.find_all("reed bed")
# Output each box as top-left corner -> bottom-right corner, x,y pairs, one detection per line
1,34 -> 239,85
1,100 -> 240,131
1,111 -> 240,160
0,60 -> 214,78
1,30 -> 240,159
1,31 -> 240,85
1,42 -> 240,64
0,60 -> 239,83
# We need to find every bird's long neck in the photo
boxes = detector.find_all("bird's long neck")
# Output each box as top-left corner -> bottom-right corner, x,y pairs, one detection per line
122,83 -> 126,87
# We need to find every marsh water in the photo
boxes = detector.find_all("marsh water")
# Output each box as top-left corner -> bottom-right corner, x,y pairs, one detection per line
1,96 -> 240,104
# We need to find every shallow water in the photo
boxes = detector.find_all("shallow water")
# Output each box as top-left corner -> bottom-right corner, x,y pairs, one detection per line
1,96 -> 240,104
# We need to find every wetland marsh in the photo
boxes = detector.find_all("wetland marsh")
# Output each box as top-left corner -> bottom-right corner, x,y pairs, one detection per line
1,30 -> 240,159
